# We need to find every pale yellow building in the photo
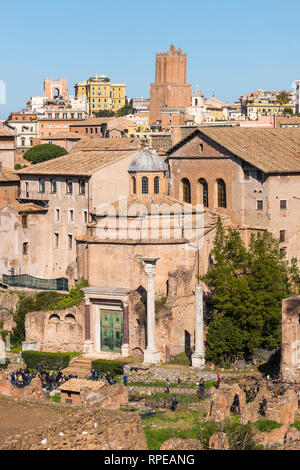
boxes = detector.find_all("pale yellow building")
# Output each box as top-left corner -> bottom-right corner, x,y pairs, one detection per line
75,74 -> 126,116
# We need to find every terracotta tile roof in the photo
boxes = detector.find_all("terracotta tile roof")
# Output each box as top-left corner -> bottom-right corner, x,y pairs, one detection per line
106,117 -> 130,131
58,378 -> 106,393
16,149 -> 139,176
71,137 -> 141,152
70,117 -> 114,126
0,167 -> 19,182
0,201 -> 47,213
167,127 -> 300,174
0,128 -> 16,137
40,132 -> 82,139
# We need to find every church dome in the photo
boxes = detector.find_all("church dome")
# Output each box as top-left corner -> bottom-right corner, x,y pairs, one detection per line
129,150 -> 166,173
192,86 -> 203,97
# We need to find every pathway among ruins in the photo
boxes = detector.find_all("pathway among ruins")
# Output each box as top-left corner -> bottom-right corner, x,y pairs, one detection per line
62,352 -> 121,378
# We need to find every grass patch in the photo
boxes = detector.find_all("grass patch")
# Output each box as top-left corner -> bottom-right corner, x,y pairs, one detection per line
291,421 -> 300,431
10,345 -> 22,354
254,419 -> 282,433
147,392 -> 202,406
50,394 -> 61,403
141,410 -> 258,450
168,351 -> 191,366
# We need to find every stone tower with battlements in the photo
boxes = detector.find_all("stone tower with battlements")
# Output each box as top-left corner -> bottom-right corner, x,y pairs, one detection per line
149,45 -> 192,126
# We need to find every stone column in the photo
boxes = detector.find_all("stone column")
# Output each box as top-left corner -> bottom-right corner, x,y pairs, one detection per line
192,284 -> 205,368
0,337 -> 5,365
142,257 -> 161,365
83,296 -> 93,353
122,299 -> 130,357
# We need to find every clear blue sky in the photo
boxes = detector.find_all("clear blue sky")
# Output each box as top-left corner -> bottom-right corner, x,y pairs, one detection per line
1,0 -> 300,119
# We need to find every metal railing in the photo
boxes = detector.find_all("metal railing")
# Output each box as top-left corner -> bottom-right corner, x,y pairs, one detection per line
17,190 -> 50,201
2,273 -> 68,291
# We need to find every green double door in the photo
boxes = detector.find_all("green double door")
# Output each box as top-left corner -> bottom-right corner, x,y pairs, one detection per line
100,309 -> 123,352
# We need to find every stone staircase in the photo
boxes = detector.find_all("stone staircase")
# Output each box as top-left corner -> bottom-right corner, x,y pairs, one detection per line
62,352 -> 121,378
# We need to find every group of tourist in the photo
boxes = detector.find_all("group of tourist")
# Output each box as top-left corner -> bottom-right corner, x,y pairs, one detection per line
9,368 -> 77,391
10,368 -> 33,388
89,368 -> 121,385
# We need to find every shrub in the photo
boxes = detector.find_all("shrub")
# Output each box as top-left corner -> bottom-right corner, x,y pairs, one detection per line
50,278 -> 88,310
11,291 -> 65,346
22,351 -> 71,370
23,144 -> 67,164
254,419 -> 282,433
0,359 -> 10,370
91,359 -> 126,376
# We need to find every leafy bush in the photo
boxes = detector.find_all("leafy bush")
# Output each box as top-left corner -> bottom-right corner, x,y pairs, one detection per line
0,330 -> 10,342
91,359 -> 126,376
50,278 -> 88,310
11,291 -> 65,346
22,351 -> 71,370
0,359 -> 10,369
23,144 -> 67,164
254,419 -> 282,433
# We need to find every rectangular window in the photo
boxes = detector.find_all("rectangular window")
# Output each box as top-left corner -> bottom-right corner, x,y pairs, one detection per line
22,215 -> 28,228
244,169 -> 249,180
23,242 -> 29,255
68,234 -> 72,251
39,179 -> 45,193
69,209 -> 74,222
79,179 -> 85,195
55,208 -> 60,221
257,170 -> 263,182
83,210 -> 88,224
54,232 -> 59,249
280,230 -> 286,242
66,180 -> 73,194
51,179 -> 56,193
280,200 -> 287,210
257,200 -> 263,211
280,247 -> 287,257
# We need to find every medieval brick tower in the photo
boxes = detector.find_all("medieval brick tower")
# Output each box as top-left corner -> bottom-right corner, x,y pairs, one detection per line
149,45 -> 192,126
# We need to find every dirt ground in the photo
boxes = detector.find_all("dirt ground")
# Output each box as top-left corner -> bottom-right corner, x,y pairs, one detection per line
0,395 -> 73,448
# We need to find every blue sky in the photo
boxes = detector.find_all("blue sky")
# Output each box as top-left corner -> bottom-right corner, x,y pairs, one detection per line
1,0 -> 300,119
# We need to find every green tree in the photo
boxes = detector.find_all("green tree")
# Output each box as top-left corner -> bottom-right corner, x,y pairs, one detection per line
95,110 -> 115,117
282,108 -> 294,116
23,144 -> 67,164
116,102 -> 133,117
201,218 -> 292,359
205,316 -> 244,365
277,91 -> 290,105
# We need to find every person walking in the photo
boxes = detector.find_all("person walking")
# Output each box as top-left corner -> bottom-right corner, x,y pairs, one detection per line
123,375 -> 128,386
170,396 -> 178,411
165,378 -> 170,394
216,372 -> 221,389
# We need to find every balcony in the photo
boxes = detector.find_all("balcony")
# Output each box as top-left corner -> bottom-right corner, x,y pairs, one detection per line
17,190 -> 50,207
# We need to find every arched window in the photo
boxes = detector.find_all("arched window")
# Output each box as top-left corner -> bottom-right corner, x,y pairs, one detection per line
49,314 -> 60,322
198,178 -> 208,207
154,176 -> 160,194
142,176 -> 148,194
182,178 -> 191,203
217,179 -> 227,208
132,176 -> 136,194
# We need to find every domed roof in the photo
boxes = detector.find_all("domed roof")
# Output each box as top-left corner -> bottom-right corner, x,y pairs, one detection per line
129,150 -> 166,173
192,85 -> 203,97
